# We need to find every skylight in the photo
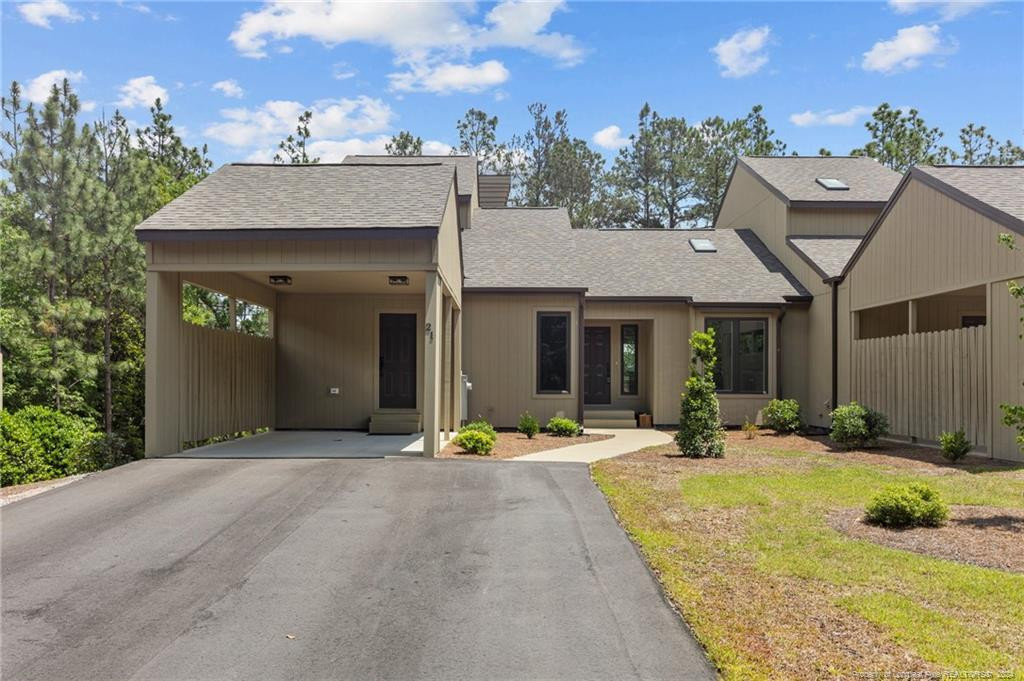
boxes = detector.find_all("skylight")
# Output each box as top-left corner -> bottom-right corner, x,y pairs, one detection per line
689,238 -> 716,253
816,177 -> 849,191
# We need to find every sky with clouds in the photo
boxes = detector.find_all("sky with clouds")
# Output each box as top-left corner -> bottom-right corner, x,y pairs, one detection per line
4,0 -> 1021,165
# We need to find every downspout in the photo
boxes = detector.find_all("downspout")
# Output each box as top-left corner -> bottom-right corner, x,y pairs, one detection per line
830,280 -> 839,412
577,292 -> 586,427
776,308 -> 786,399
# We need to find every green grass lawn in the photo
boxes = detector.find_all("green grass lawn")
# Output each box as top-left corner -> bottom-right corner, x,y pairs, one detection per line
592,433 -> 1024,679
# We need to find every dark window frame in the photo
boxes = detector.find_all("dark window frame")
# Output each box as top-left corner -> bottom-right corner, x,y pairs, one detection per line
536,311 -> 572,395
704,317 -> 769,395
620,324 -> 639,396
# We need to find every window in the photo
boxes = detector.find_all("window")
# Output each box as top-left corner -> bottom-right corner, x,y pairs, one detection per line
237,299 -> 271,337
689,238 -> 717,253
815,177 -> 849,190
182,282 -> 271,337
621,324 -> 638,395
537,312 -> 571,393
705,318 -> 767,394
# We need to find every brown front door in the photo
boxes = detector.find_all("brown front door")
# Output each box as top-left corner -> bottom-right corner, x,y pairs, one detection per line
584,326 -> 611,405
379,313 -> 416,409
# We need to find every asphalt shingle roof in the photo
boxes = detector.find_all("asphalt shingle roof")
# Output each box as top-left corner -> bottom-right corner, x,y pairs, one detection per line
135,163 -> 455,232
342,155 -> 478,199
463,209 -> 809,303
787,237 -> 863,280
915,165 -> 1024,225
739,156 -> 901,204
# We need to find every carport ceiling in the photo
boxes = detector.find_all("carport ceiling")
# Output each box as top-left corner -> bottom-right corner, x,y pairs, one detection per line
238,270 -> 426,294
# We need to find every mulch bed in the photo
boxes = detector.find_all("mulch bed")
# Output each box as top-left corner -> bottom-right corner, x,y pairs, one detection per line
829,505 -> 1024,573
439,431 -> 612,460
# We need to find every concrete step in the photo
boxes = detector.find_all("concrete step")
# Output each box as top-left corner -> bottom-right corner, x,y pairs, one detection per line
585,418 -> 638,429
584,409 -> 637,429
369,411 -> 422,435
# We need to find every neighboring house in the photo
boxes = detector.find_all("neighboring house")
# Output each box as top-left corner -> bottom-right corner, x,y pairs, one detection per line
135,155 -> 1023,461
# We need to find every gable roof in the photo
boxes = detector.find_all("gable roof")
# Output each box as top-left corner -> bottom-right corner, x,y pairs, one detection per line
841,164 -> 1024,279
135,163 -> 456,239
342,154 -> 478,199
736,156 -> 901,207
463,209 -> 810,304
786,236 -> 863,282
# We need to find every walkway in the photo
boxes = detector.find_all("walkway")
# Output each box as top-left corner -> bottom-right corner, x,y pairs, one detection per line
513,428 -> 672,463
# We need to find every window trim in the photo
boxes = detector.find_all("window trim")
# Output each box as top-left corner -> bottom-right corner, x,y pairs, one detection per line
704,317 -> 769,395
536,311 -> 572,395
620,323 -> 639,396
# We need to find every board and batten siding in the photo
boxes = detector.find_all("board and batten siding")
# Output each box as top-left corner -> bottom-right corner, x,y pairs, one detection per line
787,208 -> 878,236
274,293 -> 424,430
991,277 -> 1024,461
435,184 -> 463,306
147,237 -> 434,270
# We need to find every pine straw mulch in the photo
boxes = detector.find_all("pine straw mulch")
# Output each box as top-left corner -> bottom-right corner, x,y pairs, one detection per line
830,505 -> 1024,573
438,431 -> 613,460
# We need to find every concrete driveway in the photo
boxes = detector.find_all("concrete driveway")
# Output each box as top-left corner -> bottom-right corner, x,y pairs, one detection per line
2,457 -> 714,681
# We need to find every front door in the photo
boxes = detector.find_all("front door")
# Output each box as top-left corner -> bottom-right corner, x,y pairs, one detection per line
584,326 -> 611,405
379,313 -> 417,409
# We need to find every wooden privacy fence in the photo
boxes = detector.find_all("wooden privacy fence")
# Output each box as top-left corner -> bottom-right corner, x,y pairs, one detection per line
180,322 -> 274,444
851,325 -> 988,449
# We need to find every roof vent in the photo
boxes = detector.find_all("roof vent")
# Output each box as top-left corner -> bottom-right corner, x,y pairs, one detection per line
816,177 -> 849,190
689,238 -> 716,253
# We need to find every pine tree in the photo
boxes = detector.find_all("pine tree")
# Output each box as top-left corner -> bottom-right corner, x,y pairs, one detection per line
274,110 -> 319,164
385,131 -> 423,156
608,104 -> 662,228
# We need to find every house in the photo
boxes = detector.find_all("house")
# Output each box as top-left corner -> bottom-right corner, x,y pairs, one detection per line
135,155 -> 1023,462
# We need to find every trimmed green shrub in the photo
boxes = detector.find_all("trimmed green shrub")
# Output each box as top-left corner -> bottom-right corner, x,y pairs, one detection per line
452,429 -> 496,455
1,406 -> 101,486
829,402 -> 889,448
939,430 -> 971,462
460,418 -> 497,439
864,482 -> 949,528
675,329 -> 725,458
762,399 -> 801,434
517,412 -> 540,439
546,417 -> 581,437
85,433 -> 140,470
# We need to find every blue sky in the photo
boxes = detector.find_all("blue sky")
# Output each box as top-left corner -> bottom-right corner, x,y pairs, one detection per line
4,0 -> 1021,166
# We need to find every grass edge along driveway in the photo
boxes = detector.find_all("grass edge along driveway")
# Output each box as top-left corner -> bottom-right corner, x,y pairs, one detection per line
591,435 -> 1024,680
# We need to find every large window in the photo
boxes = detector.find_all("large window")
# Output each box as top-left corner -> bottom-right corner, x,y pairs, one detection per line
705,318 -> 767,394
537,312 -> 571,393
182,282 -> 271,338
621,324 -> 638,395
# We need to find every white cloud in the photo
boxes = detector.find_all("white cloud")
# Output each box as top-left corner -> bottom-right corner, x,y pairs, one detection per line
212,79 -> 244,98
861,24 -> 952,73
888,0 -> 992,21
592,124 -> 629,150
19,0 -> 81,28
204,96 -> 395,148
389,60 -> 509,94
80,100 -> 97,112
711,26 -> 772,78
25,68 -> 84,102
789,105 -> 873,127
242,135 -> 451,162
332,62 -> 357,80
116,75 -> 169,108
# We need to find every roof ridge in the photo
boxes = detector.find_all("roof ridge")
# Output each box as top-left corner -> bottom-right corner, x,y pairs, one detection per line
925,164 -> 1024,169
228,162 -> 447,168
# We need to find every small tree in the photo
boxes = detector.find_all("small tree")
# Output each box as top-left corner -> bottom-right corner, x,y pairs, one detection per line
676,328 -> 725,458
274,110 -> 319,164
385,130 -> 423,156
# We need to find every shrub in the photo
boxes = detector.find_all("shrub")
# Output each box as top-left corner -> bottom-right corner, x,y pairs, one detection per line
452,429 -> 496,455
460,418 -> 497,439
675,329 -> 725,458
546,417 -> 581,437
741,420 -> 758,440
864,482 -> 949,528
762,399 -> 801,434
1,406 -> 101,486
517,412 -> 540,439
939,430 -> 971,462
84,433 -> 141,470
830,402 -> 889,448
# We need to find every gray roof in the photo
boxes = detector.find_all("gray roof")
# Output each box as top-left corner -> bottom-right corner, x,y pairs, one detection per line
135,163 -> 455,233
738,156 -> 901,205
342,155 -> 478,199
463,209 -> 809,303
915,165 -> 1024,228
787,237 -> 863,281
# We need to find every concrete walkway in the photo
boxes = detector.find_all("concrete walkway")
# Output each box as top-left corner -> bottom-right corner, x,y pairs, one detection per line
514,428 -> 672,463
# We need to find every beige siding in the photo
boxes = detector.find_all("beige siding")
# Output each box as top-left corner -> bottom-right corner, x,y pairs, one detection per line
787,208 -> 877,236
991,278 -> 1024,461
275,293 -> 424,429
462,293 -> 580,428
715,165 -> 788,238
435,185 -> 463,306
149,237 -> 433,270
846,179 -> 1022,310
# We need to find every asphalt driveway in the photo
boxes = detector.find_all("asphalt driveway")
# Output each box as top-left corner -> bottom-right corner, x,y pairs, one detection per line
2,457 -> 713,681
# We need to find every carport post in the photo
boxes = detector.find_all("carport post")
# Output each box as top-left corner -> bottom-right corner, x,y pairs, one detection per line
422,272 -> 443,457
145,270 -> 183,456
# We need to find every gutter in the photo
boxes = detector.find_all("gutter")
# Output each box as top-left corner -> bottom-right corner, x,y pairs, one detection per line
830,278 -> 839,412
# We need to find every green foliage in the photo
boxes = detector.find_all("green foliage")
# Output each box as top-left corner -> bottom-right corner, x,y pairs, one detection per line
546,417 -> 582,437
938,430 -> 971,462
850,104 -> 947,172
517,412 -> 540,439
385,130 -> 423,156
274,110 -> 318,164
675,328 -> 725,458
1,406 -> 101,486
452,429 -> 496,455
829,402 -> 889,449
459,418 -> 497,439
864,482 -> 949,528
762,399 -> 801,434
741,420 -> 758,440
